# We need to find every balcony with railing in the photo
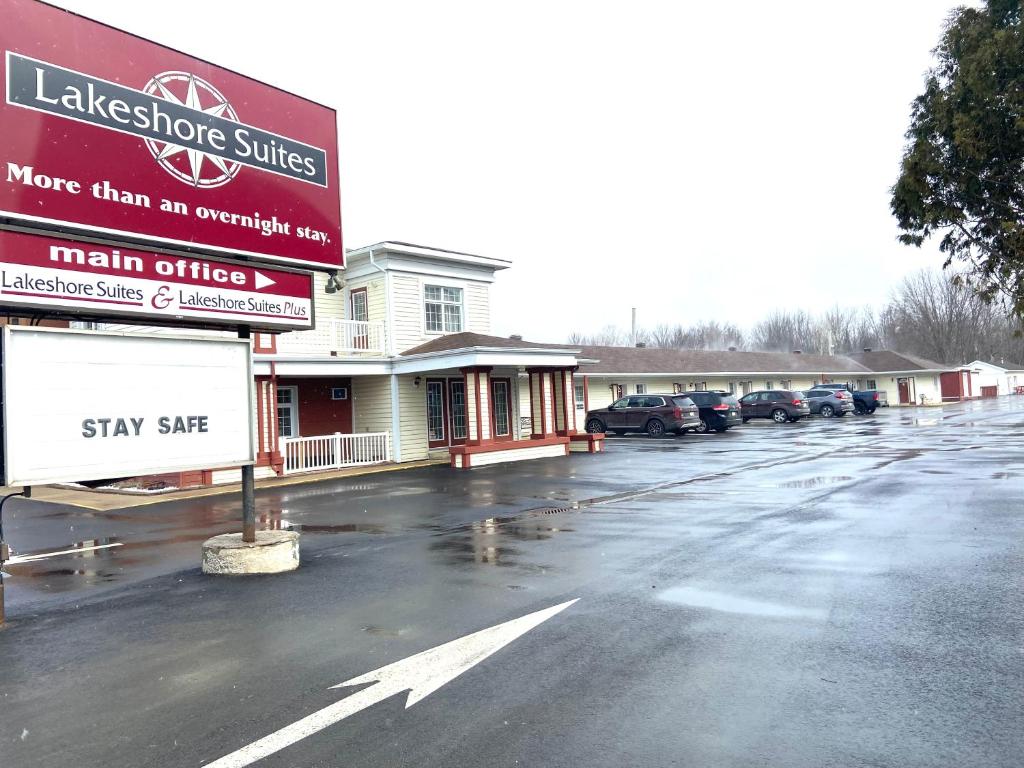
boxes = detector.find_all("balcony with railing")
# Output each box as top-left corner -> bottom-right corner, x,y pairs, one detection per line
273,319 -> 387,358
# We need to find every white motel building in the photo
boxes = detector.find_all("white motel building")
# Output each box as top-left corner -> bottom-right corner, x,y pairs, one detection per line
80,241 -> 1011,486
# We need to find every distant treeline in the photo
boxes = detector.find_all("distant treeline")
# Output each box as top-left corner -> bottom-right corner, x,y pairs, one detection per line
569,270 -> 1024,366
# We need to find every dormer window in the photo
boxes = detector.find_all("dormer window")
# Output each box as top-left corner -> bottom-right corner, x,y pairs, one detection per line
424,285 -> 463,333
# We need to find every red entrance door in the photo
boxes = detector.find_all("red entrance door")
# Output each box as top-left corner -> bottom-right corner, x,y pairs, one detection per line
898,378 -> 911,404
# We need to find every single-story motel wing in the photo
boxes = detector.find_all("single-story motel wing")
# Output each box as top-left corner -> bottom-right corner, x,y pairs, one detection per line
60,241 -> 1016,487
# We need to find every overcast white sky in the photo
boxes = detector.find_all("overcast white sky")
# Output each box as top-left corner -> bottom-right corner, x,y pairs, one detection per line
62,0 -> 964,342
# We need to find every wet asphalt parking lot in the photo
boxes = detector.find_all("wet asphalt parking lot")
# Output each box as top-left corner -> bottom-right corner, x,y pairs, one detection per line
1,397 -> 1022,767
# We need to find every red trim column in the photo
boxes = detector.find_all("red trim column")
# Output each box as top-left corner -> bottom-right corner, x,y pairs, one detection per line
461,366 -> 494,446
527,368 -> 558,438
255,375 -> 270,465
268,362 -> 283,473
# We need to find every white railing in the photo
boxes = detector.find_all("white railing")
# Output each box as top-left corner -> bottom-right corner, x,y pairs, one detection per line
281,432 -> 391,475
330,319 -> 386,355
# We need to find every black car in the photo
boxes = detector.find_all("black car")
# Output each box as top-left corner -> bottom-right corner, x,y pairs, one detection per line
584,394 -> 701,437
687,390 -> 743,433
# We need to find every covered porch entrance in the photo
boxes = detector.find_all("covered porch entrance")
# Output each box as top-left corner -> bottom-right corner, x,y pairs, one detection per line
398,332 -> 604,470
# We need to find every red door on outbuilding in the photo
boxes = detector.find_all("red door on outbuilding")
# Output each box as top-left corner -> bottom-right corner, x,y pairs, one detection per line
981,385 -> 998,398
940,371 -> 966,402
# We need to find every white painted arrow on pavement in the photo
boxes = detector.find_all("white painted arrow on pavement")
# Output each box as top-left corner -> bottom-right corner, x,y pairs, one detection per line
253,271 -> 276,290
205,598 -> 579,768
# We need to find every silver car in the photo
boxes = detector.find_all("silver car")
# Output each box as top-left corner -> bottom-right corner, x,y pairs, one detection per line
804,388 -> 855,417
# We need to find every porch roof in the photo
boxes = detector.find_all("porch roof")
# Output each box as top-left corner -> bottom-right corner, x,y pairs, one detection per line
396,332 -> 581,374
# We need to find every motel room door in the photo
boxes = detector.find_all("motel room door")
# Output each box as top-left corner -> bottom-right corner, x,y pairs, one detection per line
426,377 -> 468,449
574,380 -> 587,430
897,378 -> 913,405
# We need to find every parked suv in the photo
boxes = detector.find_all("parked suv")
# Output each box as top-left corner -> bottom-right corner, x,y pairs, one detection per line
739,390 -> 811,423
804,388 -> 854,417
688,390 -> 743,433
813,382 -> 889,414
584,394 -> 700,437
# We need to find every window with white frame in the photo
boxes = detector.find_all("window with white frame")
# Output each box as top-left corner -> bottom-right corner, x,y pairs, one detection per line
424,285 -> 463,333
574,382 -> 586,409
277,386 -> 299,438
635,383 -> 646,394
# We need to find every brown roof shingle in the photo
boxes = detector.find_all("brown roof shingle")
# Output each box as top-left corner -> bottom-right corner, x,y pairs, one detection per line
578,346 -> 872,374
401,332 -> 575,356
845,350 -> 947,371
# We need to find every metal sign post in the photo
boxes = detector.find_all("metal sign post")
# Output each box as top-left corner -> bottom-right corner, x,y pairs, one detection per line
238,326 -> 257,544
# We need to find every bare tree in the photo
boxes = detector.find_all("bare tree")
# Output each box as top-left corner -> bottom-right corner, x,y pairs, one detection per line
568,269 -> 1024,365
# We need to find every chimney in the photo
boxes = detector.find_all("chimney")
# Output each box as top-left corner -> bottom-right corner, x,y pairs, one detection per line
792,349 -> 802,354
862,347 -> 872,353
509,334 -> 522,341
636,342 -> 646,348
728,346 -> 737,352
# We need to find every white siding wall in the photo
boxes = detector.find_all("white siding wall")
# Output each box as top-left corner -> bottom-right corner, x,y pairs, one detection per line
465,282 -> 491,334
391,274 -> 423,354
388,273 -> 492,354
396,374 -> 429,461
352,376 -> 392,433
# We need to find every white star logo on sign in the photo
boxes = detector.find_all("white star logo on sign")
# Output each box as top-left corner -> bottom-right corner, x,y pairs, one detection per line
205,598 -> 579,767
141,71 -> 241,188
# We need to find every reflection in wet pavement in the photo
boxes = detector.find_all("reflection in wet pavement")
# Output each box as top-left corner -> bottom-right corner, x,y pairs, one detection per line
776,476 -> 853,488
280,523 -> 390,535
429,516 -> 572,567
658,585 -> 827,620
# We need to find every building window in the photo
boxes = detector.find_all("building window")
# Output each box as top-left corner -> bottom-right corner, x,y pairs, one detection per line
277,386 -> 299,438
765,380 -> 773,390
424,285 -> 463,333
635,383 -> 646,394
574,382 -> 586,409
779,380 -> 790,389
350,288 -> 368,323
492,380 -> 511,437
867,379 -> 877,389
728,382 -> 736,394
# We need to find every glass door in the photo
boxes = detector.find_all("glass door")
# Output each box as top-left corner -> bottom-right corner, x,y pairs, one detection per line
491,379 -> 511,438
449,379 -> 467,444
426,380 -> 446,447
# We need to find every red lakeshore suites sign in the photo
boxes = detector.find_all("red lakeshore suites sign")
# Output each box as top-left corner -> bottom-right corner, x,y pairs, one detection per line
0,0 -> 342,271
0,229 -> 314,330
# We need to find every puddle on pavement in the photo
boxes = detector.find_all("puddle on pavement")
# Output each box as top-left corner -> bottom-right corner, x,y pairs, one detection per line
280,523 -> 389,534
658,585 -> 826,620
361,625 -> 406,637
776,476 -> 852,488
430,517 -> 570,567
3,536 -> 134,592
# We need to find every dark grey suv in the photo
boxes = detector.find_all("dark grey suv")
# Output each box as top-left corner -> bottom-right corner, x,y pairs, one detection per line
585,394 -> 700,437
804,388 -> 855,417
739,390 -> 811,423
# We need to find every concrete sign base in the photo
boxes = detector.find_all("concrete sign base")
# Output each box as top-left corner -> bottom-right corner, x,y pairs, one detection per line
202,531 -> 300,575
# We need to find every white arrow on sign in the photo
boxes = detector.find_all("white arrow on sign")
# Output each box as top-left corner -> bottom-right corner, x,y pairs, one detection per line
205,598 -> 579,768
253,271 -> 276,290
